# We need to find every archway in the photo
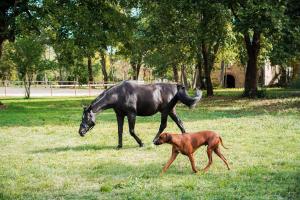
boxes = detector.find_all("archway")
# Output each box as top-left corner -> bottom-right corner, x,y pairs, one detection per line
224,74 -> 235,88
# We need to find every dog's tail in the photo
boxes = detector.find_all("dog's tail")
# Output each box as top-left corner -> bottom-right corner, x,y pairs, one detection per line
219,136 -> 228,149
176,84 -> 202,108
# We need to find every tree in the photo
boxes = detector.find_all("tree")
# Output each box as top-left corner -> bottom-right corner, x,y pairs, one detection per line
0,41 -> 15,81
225,0 -> 286,97
9,37 -> 45,98
41,0 -> 131,83
269,0 -> 300,85
0,0 -> 40,58
140,0 -> 230,95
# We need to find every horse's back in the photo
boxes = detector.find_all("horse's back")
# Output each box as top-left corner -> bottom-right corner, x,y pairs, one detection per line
117,81 -> 177,115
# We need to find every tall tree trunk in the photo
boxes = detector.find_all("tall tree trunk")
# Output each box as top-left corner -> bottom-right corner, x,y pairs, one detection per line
24,73 -> 33,99
87,56 -> 93,83
130,61 -> 137,80
136,62 -> 141,80
202,43 -> 214,96
181,65 -> 189,89
0,39 -> 3,105
244,31 -> 261,97
100,52 -> 108,88
220,60 -> 225,87
0,39 -> 3,59
196,58 -> 203,89
191,67 -> 197,88
172,65 -> 179,82
291,61 -> 300,81
130,58 -> 142,80
278,66 -> 287,86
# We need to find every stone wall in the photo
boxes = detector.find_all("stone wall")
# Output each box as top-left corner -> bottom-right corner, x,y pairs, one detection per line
211,63 -> 245,88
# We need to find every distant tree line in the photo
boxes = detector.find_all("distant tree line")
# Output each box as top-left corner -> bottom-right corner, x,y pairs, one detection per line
0,0 -> 299,99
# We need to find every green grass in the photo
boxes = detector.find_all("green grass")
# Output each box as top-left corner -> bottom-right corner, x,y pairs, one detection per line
0,88 -> 300,200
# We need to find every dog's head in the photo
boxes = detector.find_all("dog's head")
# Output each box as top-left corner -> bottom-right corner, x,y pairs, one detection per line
153,132 -> 172,145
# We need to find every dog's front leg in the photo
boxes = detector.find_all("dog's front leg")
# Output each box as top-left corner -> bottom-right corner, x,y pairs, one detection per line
188,154 -> 198,173
160,150 -> 178,176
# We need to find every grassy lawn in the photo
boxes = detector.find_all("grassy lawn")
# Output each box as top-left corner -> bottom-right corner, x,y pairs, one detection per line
0,89 -> 299,200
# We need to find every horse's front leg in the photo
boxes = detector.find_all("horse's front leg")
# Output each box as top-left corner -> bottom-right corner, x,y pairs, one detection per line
153,113 -> 168,143
169,110 -> 186,133
127,113 -> 144,147
116,114 -> 124,149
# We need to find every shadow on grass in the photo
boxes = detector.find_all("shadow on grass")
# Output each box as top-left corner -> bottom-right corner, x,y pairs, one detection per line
30,144 -> 140,153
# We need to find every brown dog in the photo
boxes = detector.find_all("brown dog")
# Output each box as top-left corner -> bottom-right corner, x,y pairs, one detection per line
154,131 -> 230,174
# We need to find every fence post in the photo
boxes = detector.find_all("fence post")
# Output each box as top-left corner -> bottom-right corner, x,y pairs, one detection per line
74,81 -> 77,96
50,82 -> 53,96
4,80 -> 7,97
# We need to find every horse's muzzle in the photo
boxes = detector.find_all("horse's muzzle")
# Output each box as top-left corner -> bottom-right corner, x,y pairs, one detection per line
79,130 -> 86,137
153,138 -> 161,145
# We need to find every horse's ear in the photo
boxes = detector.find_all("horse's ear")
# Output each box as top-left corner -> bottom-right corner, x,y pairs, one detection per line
86,105 -> 92,111
177,84 -> 185,90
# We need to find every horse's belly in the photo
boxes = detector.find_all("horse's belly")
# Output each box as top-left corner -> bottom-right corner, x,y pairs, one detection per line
136,102 -> 159,116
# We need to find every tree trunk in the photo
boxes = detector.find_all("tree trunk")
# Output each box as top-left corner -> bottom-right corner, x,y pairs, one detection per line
278,66 -> 287,86
291,61 -> 300,81
130,61 -> 137,80
0,39 -> 3,105
136,62 -> 141,80
131,58 -> 142,80
0,39 -> 3,59
220,60 -> 225,87
87,56 -> 93,83
181,65 -> 189,89
24,73 -> 33,99
191,67 -> 197,88
196,58 -> 203,89
100,52 -> 108,88
172,65 -> 179,82
202,43 -> 214,96
243,31 -> 261,98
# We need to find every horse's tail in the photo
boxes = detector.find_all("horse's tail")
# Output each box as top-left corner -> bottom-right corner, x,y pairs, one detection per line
176,85 -> 202,108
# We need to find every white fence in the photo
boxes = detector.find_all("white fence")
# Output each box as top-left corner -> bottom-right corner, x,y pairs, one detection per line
0,81 -> 116,97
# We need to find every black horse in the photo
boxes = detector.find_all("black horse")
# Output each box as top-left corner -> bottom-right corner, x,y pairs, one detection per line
79,81 -> 202,148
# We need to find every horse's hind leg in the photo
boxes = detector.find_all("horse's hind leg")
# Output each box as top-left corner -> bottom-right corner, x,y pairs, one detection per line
127,113 -> 144,147
169,111 -> 186,133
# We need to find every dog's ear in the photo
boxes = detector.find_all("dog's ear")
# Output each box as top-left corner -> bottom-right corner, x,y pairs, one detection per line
166,133 -> 172,143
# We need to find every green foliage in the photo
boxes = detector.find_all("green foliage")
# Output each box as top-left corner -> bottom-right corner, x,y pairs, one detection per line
10,37 -> 44,79
8,36 -> 45,98
0,42 -> 16,80
269,0 -> 300,66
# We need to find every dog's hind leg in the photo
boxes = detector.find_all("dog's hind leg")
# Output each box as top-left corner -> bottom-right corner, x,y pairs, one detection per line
214,147 -> 230,170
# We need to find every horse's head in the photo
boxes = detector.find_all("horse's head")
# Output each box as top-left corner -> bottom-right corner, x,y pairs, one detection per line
79,106 -> 96,137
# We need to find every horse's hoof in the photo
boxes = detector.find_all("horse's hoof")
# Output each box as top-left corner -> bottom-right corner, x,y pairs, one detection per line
116,145 -> 122,149
139,143 -> 144,147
